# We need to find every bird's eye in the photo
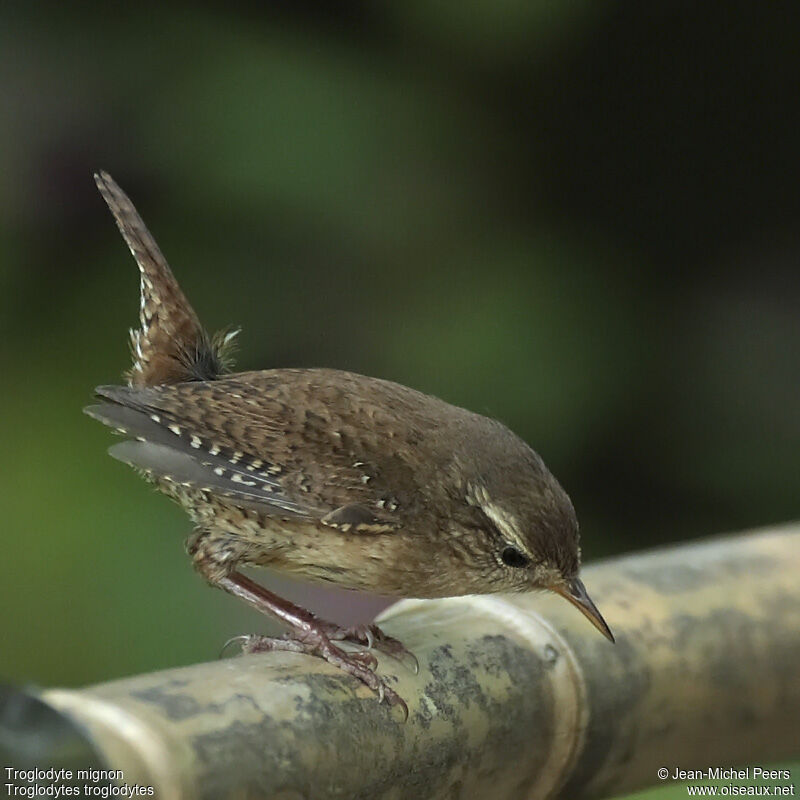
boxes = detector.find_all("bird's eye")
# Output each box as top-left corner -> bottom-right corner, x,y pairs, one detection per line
501,546 -> 531,568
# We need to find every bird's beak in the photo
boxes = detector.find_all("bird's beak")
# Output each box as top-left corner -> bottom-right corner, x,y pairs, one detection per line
550,578 -> 615,643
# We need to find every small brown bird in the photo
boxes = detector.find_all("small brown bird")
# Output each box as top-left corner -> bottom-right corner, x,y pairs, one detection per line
86,172 -> 613,716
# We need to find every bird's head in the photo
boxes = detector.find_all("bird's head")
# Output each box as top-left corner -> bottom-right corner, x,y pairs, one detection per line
445,418 -> 614,643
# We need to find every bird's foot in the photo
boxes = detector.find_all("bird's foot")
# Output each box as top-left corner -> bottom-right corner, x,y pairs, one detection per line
212,572 -> 410,718
231,630 -> 409,720
319,622 -> 419,674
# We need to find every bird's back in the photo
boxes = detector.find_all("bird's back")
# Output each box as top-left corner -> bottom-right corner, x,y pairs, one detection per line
87,367 -> 486,533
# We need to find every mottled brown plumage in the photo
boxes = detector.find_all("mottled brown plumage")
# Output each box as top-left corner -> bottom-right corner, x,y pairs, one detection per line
87,173 -> 613,716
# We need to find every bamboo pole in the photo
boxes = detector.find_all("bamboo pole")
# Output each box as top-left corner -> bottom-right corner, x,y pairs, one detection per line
30,524 -> 800,799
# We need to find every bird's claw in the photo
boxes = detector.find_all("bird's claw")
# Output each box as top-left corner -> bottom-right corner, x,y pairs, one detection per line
323,622 -> 418,674
219,634 -> 252,658
220,628 -> 409,720
348,649 -> 379,671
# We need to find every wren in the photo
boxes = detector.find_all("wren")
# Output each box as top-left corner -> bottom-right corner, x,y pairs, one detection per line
86,172 -> 613,717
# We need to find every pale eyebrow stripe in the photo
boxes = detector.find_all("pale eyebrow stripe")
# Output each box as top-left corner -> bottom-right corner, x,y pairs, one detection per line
481,502 -> 530,554
465,483 -> 531,556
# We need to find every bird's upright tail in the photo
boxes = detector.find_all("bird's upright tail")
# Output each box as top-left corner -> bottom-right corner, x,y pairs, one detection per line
94,172 -> 238,387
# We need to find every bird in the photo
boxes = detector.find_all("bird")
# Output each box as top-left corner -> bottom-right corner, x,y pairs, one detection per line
86,172 -> 614,718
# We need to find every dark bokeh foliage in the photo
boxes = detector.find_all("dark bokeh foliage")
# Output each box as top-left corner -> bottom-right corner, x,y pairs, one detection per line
1,1 -> 798,709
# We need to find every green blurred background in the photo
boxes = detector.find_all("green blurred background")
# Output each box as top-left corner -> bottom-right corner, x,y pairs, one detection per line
1,2 -> 798,793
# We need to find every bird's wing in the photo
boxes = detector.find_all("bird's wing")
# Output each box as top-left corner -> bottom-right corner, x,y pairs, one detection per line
86,370 -> 435,531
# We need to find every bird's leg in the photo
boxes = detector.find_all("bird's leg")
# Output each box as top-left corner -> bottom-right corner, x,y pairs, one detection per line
216,571 -> 378,671
223,576 -> 417,671
214,570 -> 409,718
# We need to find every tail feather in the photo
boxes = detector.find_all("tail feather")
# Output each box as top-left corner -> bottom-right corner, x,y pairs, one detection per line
94,172 -> 237,386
